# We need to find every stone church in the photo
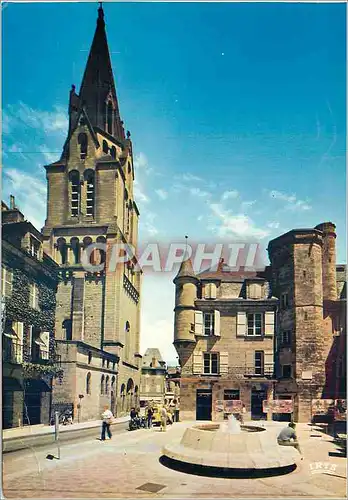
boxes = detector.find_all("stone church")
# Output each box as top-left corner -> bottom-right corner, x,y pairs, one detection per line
42,5 -> 142,420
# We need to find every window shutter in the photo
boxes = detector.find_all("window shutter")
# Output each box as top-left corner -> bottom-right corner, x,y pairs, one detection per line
194,311 -> 203,335
237,312 -> 247,337
219,352 -> 229,374
40,331 -> 50,360
192,352 -> 203,374
14,322 -> 23,363
246,351 -> 254,370
265,311 -> 275,336
264,350 -> 274,374
204,283 -> 211,299
214,310 -> 221,336
210,283 -> 217,299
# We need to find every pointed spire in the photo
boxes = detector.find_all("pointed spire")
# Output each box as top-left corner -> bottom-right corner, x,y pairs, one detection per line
175,258 -> 197,281
78,3 -> 125,140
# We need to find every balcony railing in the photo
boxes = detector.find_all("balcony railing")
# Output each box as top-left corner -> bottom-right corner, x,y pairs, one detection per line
3,342 -> 23,364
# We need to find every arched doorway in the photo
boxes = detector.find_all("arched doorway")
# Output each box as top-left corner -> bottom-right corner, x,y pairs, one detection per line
126,378 -> 134,412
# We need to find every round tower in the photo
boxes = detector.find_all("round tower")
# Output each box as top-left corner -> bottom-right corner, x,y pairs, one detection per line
315,222 -> 337,301
173,259 -> 198,348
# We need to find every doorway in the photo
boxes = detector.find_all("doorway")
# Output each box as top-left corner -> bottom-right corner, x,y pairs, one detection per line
196,389 -> 212,420
23,392 -> 41,425
251,388 -> 267,420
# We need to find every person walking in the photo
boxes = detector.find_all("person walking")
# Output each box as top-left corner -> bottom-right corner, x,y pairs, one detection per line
277,422 -> 303,458
160,405 -> 167,432
101,406 -> 113,441
146,405 -> 154,429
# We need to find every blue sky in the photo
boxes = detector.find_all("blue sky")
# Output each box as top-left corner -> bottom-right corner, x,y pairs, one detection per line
2,2 -> 346,364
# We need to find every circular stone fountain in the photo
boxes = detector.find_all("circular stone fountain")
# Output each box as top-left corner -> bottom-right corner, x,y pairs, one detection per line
162,416 -> 299,477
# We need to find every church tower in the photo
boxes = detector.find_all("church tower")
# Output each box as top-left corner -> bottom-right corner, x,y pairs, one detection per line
42,5 -> 142,420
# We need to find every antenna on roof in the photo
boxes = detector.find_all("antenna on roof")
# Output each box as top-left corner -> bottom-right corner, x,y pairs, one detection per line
184,235 -> 188,260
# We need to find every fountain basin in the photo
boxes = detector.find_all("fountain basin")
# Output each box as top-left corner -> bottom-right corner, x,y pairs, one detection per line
162,423 -> 299,471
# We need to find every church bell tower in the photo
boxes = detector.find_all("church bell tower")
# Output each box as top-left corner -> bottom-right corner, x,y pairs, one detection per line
42,4 -> 142,419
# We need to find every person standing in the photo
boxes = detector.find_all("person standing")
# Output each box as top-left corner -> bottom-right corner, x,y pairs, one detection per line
160,406 -> 167,432
101,406 -> 113,441
146,405 -> 154,429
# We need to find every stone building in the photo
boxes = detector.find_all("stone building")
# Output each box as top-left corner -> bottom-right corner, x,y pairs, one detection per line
268,222 -> 347,422
173,259 -> 277,421
140,348 -> 167,407
41,5 -> 142,421
2,197 -> 60,428
165,365 -> 181,404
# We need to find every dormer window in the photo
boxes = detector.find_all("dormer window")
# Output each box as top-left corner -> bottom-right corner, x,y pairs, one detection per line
30,238 -> 40,259
78,132 -> 88,159
106,101 -> 113,135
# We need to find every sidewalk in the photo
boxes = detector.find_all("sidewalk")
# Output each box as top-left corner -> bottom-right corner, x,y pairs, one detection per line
3,415 -> 129,441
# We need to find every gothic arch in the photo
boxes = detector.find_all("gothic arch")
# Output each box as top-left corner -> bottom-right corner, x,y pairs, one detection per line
78,132 -> 88,159
68,170 -> 80,217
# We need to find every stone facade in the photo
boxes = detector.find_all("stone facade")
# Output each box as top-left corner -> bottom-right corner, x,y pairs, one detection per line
173,259 -> 277,422
2,198 -> 59,428
268,222 -> 346,422
42,6 -> 141,421
140,348 -> 167,406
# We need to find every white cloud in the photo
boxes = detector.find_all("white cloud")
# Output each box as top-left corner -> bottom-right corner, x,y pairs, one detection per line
155,189 -> 168,200
142,212 -> 158,236
134,152 -> 148,170
3,168 -> 46,230
189,187 -> 210,198
177,173 -> 203,182
269,190 -> 312,211
221,190 -> 239,201
133,179 -> 150,204
267,221 -> 280,229
241,200 -> 256,210
39,145 -> 60,165
4,101 -> 68,136
209,203 -> 270,239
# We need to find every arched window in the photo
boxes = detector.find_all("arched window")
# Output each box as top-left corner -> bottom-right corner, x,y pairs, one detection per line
125,321 -> 130,359
107,102 -> 113,135
101,375 -> 105,395
88,351 -> 92,364
62,318 -> 72,340
57,238 -> 67,265
70,237 -> 80,264
84,170 -> 95,217
110,146 -> 116,159
105,375 -> 110,395
69,170 -> 80,217
120,383 -> 125,411
86,372 -> 91,395
111,376 -> 115,392
83,236 -> 96,266
103,140 -> 109,154
96,236 -> 106,265
78,132 -> 88,159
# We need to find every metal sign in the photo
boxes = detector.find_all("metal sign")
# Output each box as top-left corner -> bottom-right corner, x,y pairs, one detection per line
224,400 -> 243,413
263,400 -> 293,413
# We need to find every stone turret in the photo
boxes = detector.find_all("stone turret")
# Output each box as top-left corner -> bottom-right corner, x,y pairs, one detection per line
315,222 -> 337,302
173,259 -> 198,346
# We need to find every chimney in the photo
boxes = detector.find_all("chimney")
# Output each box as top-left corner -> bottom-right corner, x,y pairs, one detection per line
152,357 -> 157,367
10,195 -> 15,209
